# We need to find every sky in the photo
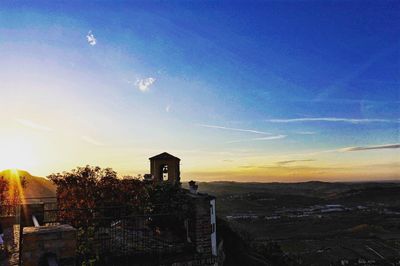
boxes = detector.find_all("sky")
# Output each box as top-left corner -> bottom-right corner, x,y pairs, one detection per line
0,1 -> 399,182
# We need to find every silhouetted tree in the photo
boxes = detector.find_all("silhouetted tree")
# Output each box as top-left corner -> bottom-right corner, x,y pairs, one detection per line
9,175 -> 26,207
118,176 -> 149,212
0,173 -> 26,216
146,182 -> 192,236
49,166 -> 148,263
49,166 -> 124,227
0,176 -> 8,215
48,166 -> 192,262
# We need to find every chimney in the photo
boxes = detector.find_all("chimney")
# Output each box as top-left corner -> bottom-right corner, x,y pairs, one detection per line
188,180 -> 198,194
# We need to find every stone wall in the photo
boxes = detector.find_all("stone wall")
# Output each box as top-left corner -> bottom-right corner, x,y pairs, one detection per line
21,224 -> 76,266
189,195 -> 213,256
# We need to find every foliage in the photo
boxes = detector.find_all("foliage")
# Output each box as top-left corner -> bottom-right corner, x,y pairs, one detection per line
49,166 -> 112,227
49,166 -> 117,209
8,176 -> 26,206
48,166 -> 148,227
49,166 -> 191,226
145,182 -> 192,236
49,166 -> 193,260
77,227 -> 100,266
0,176 -> 8,205
146,181 -> 190,215
119,176 -> 149,213
0,172 -> 27,216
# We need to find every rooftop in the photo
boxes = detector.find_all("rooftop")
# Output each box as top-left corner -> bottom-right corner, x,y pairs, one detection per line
149,152 -> 180,161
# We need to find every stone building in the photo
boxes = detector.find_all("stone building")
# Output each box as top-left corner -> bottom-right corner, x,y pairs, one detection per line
147,152 -> 218,264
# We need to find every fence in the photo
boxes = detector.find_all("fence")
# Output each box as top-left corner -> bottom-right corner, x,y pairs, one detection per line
21,200 -> 194,264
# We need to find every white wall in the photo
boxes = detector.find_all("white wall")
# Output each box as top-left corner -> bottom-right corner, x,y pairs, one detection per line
210,199 -> 217,256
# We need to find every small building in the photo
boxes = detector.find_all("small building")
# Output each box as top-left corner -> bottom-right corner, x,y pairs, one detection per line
149,152 -> 181,184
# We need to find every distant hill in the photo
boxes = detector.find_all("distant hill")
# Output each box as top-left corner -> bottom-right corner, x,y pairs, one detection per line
193,180 -> 400,201
0,169 -> 56,199
332,186 -> 400,204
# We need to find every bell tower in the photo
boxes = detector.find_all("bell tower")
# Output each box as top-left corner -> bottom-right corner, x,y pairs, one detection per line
149,152 -> 181,184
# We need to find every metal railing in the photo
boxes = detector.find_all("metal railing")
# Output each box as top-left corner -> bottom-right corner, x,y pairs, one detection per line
16,198 -> 195,264
41,202 -> 194,263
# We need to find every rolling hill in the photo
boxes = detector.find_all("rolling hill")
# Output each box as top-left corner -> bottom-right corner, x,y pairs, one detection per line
0,169 -> 56,199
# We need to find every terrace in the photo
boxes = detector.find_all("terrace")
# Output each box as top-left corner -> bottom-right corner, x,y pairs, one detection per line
1,199 -> 197,265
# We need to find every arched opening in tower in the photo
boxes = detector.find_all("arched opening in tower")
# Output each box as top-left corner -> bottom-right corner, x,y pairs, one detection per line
161,164 -> 168,181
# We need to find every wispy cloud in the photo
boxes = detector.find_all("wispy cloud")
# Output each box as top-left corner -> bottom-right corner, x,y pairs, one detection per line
135,77 -> 156,92
239,165 -> 254,169
339,143 -> 400,152
86,31 -> 97,46
266,117 -> 399,124
16,119 -> 53,132
81,136 -> 104,146
166,105 -> 171,112
197,124 -> 272,135
276,159 -> 315,165
280,143 -> 400,158
295,131 -> 317,135
227,135 -> 287,143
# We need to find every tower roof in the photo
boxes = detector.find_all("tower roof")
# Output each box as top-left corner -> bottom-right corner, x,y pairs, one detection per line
149,152 -> 180,161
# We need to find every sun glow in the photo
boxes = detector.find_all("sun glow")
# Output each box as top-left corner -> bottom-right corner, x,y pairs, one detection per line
9,168 -> 19,176
0,132 -> 40,171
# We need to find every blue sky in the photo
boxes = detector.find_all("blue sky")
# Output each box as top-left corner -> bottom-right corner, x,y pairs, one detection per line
0,1 -> 399,181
